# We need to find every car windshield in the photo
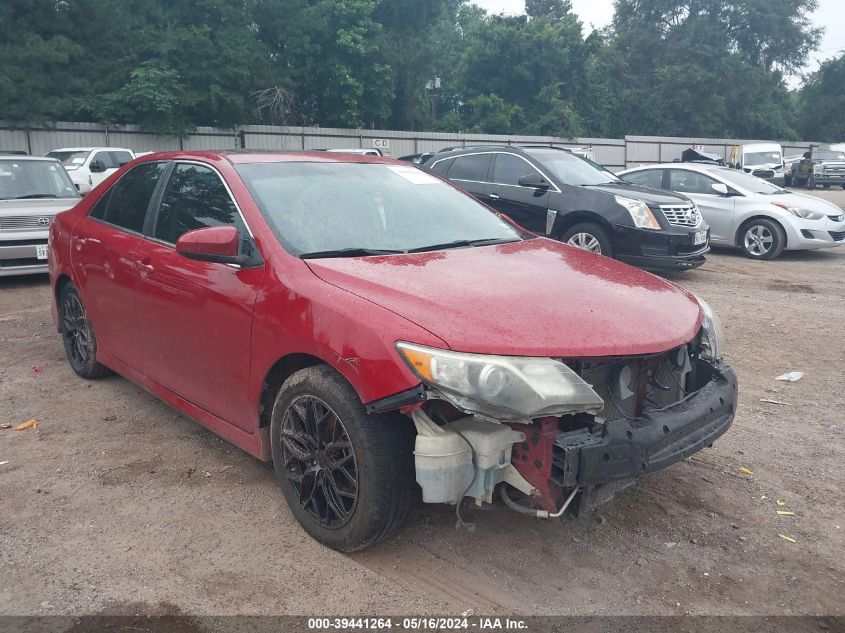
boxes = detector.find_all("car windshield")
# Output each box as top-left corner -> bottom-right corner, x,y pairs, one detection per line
235,162 -> 524,257
522,148 -> 621,186
0,159 -> 79,200
744,151 -> 782,167
813,151 -> 845,161
45,150 -> 91,169
713,167 -> 783,194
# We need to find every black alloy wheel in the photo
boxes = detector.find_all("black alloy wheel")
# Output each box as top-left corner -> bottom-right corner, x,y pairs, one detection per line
279,394 -> 358,529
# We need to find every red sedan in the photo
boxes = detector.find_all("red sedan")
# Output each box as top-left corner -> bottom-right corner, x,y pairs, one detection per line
49,151 -> 736,551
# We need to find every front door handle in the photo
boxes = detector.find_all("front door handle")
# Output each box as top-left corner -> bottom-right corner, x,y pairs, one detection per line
489,193 -> 500,200
136,259 -> 155,276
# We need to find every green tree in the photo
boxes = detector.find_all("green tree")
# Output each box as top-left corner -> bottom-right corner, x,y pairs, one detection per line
799,53 -> 845,141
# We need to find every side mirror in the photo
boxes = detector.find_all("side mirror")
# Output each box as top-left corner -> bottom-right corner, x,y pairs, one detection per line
518,173 -> 550,189
176,226 -> 246,265
89,160 -> 106,173
711,183 -> 729,196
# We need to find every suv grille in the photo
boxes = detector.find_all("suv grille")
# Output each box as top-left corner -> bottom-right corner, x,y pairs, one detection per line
752,169 -> 775,179
659,204 -> 702,227
0,215 -> 53,231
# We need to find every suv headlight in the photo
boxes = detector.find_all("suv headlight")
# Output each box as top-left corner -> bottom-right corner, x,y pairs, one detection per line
615,195 -> 661,230
694,296 -> 724,362
396,342 -> 604,421
773,203 -> 824,220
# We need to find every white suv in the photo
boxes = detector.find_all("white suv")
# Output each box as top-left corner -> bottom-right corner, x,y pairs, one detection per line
0,155 -> 80,276
46,147 -> 136,194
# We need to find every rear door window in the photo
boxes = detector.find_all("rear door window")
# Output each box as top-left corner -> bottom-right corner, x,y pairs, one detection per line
447,154 -> 491,182
90,162 -> 167,233
153,163 -> 246,244
623,169 -> 664,190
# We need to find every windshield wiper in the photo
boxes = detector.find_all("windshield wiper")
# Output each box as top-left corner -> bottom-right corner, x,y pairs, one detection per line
406,237 -> 518,253
14,194 -> 59,199
300,247 -> 405,259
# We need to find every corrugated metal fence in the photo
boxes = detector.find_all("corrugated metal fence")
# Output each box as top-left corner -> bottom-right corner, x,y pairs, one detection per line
0,121 -> 824,171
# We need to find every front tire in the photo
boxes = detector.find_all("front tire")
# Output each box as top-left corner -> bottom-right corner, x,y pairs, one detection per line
270,365 -> 416,552
559,222 -> 614,257
59,284 -> 111,379
738,218 -> 786,260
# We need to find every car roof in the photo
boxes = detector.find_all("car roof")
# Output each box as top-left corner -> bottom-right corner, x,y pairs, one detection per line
738,143 -> 781,152
48,147 -> 133,152
0,154 -> 62,162
133,150 -> 402,165
623,162 -> 724,173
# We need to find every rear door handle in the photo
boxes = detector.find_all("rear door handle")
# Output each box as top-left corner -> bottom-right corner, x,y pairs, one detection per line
489,193 -> 500,200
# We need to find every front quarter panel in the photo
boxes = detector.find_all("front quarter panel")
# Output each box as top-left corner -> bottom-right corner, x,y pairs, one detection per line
250,257 -> 448,415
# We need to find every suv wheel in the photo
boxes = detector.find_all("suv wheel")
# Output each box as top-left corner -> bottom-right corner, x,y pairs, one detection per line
270,365 -> 416,552
59,284 -> 111,379
560,222 -> 613,257
739,219 -> 785,260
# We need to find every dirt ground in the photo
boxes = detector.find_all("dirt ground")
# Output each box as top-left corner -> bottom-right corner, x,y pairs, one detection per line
1,190 -> 843,619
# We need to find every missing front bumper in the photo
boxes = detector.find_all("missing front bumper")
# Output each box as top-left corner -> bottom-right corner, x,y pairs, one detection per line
552,361 -> 737,488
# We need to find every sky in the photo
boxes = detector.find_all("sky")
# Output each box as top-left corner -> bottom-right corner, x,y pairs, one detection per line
471,0 -> 845,87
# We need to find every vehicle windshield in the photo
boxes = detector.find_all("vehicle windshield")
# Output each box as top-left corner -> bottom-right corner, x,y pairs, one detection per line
744,151 -> 782,167
46,150 -> 90,169
812,151 -> 845,161
235,162 -> 524,257
713,167 -> 784,194
0,159 -> 79,200
522,148 -> 621,186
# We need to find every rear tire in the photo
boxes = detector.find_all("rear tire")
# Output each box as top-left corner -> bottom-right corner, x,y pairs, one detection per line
738,218 -> 786,260
270,365 -> 416,552
559,222 -> 614,257
59,284 -> 111,379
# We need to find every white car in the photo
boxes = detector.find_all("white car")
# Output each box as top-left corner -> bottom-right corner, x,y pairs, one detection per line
45,147 -> 135,194
619,162 -> 845,260
0,155 -> 80,276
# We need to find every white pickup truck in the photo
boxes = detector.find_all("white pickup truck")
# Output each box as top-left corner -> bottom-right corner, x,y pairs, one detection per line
46,147 -> 136,194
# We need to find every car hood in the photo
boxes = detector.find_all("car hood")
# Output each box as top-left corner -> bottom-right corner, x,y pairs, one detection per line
0,197 -> 80,216
305,239 -> 703,358
750,191 -> 844,215
588,181 -> 692,206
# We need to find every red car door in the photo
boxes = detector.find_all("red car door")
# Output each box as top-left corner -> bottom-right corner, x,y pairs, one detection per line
132,162 -> 264,431
72,162 -> 169,369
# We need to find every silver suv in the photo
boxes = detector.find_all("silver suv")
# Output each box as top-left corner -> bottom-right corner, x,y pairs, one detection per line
0,155 -> 80,276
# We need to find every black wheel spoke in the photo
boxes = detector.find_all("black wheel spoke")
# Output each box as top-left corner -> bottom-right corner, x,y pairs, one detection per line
299,470 -> 317,507
322,477 -> 347,520
281,431 -> 314,462
280,395 -> 358,529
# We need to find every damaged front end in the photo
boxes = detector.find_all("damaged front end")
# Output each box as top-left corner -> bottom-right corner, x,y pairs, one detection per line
390,321 -> 737,520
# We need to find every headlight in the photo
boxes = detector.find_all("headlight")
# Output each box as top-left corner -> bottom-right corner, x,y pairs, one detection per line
694,296 -> 724,362
396,342 -> 604,421
615,195 -> 661,230
773,203 -> 824,220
